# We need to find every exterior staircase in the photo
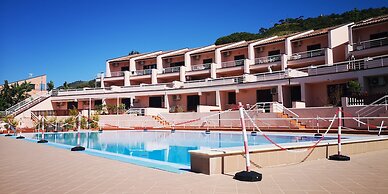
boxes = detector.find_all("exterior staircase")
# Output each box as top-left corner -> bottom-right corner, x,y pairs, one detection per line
5,94 -> 50,117
151,115 -> 171,128
277,112 -> 306,129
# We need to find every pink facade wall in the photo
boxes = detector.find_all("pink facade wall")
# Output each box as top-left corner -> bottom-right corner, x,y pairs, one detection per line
221,48 -> 248,62
292,35 -> 328,53
255,42 -> 285,57
136,58 -> 156,70
163,55 -> 184,68
333,43 -> 347,62
110,61 -> 129,72
0,75 -> 47,95
191,51 -> 215,65
352,23 -> 387,43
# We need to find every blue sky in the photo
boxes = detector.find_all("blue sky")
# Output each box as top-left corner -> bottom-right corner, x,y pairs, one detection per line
0,0 -> 387,87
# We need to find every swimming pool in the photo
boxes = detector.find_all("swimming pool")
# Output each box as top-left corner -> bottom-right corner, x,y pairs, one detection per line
25,130 -> 338,167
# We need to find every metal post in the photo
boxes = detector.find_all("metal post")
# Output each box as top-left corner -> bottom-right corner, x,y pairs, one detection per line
329,107 -> 350,161
238,102 -> 250,172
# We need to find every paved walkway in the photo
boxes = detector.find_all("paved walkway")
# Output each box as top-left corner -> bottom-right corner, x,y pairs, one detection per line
0,136 -> 388,194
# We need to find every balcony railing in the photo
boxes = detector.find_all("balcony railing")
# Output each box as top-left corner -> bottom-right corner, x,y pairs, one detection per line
110,71 -> 125,77
288,48 -> 325,61
254,54 -> 281,65
162,66 -> 180,74
353,37 -> 388,51
134,69 -> 153,76
221,59 -> 245,68
191,63 -> 211,71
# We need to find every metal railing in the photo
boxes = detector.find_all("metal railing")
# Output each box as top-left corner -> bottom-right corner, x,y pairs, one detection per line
295,54 -> 388,76
221,59 -> 245,68
254,70 -> 287,81
254,54 -> 281,64
134,69 -> 153,76
356,95 -> 388,117
353,37 -> 388,51
191,63 -> 211,71
126,108 -> 145,116
288,48 -> 325,61
162,66 -> 180,74
110,71 -> 125,77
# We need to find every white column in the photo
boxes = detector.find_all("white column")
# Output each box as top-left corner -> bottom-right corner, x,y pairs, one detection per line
184,53 -> 192,71
130,97 -> 135,107
215,48 -> 222,66
285,38 -> 292,56
100,73 -> 105,88
281,54 -> 288,70
210,63 -> 217,79
151,69 -> 158,84
243,59 -> 250,74
215,90 -> 221,107
124,71 -> 130,86
156,56 -> 163,72
179,66 -> 186,82
129,59 -> 136,72
325,48 -> 333,65
164,93 -> 169,110
105,61 -> 111,77
300,83 -> 306,102
277,85 -> 283,103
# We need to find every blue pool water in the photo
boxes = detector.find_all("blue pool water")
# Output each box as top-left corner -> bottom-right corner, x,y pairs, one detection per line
25,130 -> 338,167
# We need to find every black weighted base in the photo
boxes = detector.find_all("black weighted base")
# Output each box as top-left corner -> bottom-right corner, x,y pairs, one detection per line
329,154 -> 350,161
205,130 -> 211,134
171,129 -> 175,133
314,133 -> 323,138
71,146 -> 85,151
251,131 -> 258,136
143,129 -> 148,132
16,136 -> 25,139
98,129 -> 103,133
234,171 -> 262,182
5,134 -> 12,136
37,139 -> 48,143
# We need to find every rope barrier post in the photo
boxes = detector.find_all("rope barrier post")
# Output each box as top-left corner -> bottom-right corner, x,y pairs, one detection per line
378,121 -> 385,136
71,112 -> 85,151
16,121 -> 25,139
37,116 -> 48,143
233,102 -> 262,182
329,107 -> 350,161
314,116 -> 322,138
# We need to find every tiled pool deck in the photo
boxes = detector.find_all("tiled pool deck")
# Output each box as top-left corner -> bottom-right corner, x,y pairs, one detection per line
1,135 -> 388,194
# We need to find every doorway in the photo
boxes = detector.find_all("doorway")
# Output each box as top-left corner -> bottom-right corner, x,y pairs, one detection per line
187,95 -> 200,112
149,96 -> 163,108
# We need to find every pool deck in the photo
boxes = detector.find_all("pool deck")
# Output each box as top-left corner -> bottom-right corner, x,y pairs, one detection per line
1,136 -> 388,194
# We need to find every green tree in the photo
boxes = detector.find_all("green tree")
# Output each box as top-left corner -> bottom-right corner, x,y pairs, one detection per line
128,50 -> 140,55
47,81 -> 54,91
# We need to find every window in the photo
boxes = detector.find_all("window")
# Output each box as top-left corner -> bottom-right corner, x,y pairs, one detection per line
143,64 -> 156,70
40,83 -> 45,91
228,92 -> 236,104
307,44 -> 321,51
29,84 -> 36,89
94,100 -> 102,106
121,66 -> 129,71
234,55 -> 245,66
170,61 -> 185,67
268,50 -> 280,56
203,58 -> 213,64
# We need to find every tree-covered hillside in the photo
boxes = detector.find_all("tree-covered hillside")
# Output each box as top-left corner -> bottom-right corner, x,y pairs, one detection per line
215,7 -> 388,45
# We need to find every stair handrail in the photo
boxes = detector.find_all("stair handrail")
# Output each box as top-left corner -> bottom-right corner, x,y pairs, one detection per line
355,95 -> 388,117
275,102 -> 299,118
156,113 -> 170,127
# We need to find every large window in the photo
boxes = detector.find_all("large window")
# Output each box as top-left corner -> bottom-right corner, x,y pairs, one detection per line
121,66 -> 129,71
228,92 -> 236,104
143,64 -> 156,70
170,61 -> 185,67
203,58 -> 213,64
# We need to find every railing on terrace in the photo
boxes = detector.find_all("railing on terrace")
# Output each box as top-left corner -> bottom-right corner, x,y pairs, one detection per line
254,54 -> 281,65
356,95 -> 388,117
295,54 -> 388,76
221,59 -> 245,68
353,37 -> 388,51
32,110 -> 71,116
162,66 -> 180,74
184,76 -> 242,87
288,48 -> 325,61
110,71 -> 125,77
134,69 -> 153,76
191,63 -> 211,71
125,108 -> 145,116
254,70 -> 287,81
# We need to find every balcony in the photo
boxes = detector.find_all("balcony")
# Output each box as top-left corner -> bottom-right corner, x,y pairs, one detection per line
221,59 -> 245,68
162,66 -> 180,74
353,37 -> 388,51
288,48 -> 325,61
134,69 -> 153,76
110,71 -> 125,77
254,54 -> 281,65
191,63 -> 211,71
